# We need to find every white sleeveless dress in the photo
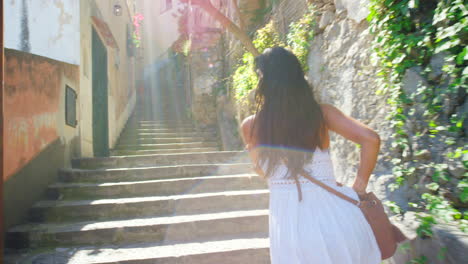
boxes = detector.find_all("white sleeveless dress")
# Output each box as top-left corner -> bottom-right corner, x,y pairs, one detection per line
265,147 -> 381,264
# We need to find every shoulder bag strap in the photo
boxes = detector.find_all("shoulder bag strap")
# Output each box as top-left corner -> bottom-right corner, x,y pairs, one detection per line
299,169 -> 361,206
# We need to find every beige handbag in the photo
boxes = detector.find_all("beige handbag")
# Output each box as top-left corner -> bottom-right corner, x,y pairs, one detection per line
295,170 -> 407,260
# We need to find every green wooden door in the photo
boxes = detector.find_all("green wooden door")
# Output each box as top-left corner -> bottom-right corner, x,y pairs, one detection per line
92,28 -> 109,157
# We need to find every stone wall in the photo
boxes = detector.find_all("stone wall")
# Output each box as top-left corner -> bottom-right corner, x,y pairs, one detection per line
189,45 -> 224,129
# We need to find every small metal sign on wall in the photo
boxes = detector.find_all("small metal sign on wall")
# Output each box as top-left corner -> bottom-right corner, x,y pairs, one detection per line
65,85 -> 77,127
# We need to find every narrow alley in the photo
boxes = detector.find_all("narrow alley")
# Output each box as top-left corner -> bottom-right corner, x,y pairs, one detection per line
2,0 -> 467,263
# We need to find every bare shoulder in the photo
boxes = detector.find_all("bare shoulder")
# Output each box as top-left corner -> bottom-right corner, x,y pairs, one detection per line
319,103 -> 380,144
319,103 -> 340,119
319,103 -> 354,124
241,114 -> 256,127
240,115 -> 256,143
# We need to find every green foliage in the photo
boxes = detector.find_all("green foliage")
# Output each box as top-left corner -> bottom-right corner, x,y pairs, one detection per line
415,213 -> 437,238
384,200 -> 403,214
409,255 -> 428,264
367,0 -> 468,240
287,6 -> 317,71
233,5 -> 317,105
233,20 -> 284,101
253,20 -> 286,53
437,247 -> 448,261
233,52 -> 258,100
182,39 -> 192,57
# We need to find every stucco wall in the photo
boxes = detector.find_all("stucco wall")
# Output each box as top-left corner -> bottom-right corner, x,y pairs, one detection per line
78,0 -> 94,156
4,49 -> 80,180
5,0 -> 80,65
138,0 -> 184,67
4,48 -> 80,228
79,0 -> 137,156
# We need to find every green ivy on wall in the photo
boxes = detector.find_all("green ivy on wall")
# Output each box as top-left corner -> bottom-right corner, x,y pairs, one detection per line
233,21 -> 285,101
367,0 -> 467,259
233,5 -> 317,104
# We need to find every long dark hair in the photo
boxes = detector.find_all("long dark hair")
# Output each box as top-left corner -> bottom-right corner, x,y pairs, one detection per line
250,46 -> 327,179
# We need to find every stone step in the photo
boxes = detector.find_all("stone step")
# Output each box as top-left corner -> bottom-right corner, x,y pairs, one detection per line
114,142 -> 219,151
14,237 -> 270,264
136,120 -> 193,124
7,209 -> 269,249
118,132 -> 217,139
59,163 -> 253,183
47,174 -> 266,200
117,136 -> 214,145
72,151 -> 249,169
135,124 -> 195,128
120,128 -> 200,134
123,127 -> 198,133
29,189 -> 269,223
111,147 -> 220,156
130,119 -> 194,123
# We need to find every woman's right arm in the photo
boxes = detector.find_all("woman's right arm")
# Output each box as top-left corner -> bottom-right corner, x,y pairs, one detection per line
320,104 -> 381,194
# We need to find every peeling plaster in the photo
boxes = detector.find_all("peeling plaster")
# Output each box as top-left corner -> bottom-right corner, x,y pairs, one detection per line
4,49 -> 79,180
5,0 -> 80,64
49,0 -> 73,45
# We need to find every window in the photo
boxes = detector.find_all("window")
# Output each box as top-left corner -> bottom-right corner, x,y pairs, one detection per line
65,85 -> 77,127
160,0 -> 173,13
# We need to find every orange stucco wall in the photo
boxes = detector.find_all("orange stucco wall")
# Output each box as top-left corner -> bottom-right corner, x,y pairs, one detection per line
4,49 -> 79,180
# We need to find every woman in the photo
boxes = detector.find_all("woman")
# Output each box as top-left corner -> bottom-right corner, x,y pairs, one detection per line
240,47 -> 382,263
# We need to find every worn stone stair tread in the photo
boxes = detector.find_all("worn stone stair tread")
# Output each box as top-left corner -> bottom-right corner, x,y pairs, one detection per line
48,175 -> 266,200
114,142 -> 219,149
64,237 -> 270,263
118,136 -> 207,140
60,162 -> 251,174
35,189 -> 269,208
61,162 -> 251,173
58,163 -> 253,184
31,189 -> 269,223
113,144 -> 219,151
111,147 -> 219,155
9,209 -> 269,233
135,122 -> 195,125
119,131 -> 215,136
117,135 -> 217,141
117,137 -> 214,144
116,142 -> 218,146
119,134 -> 215,139
121,129 -> 199,134
73,151 -> 248,169
51,173 -> 260,188
88,150 -> 245,160
132,127 -> 196,131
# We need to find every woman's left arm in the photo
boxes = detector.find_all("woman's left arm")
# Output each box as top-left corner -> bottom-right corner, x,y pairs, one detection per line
240,115 -> 264,176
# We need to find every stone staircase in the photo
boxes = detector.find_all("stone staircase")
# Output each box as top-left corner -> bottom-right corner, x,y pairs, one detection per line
5,111 -> 270,263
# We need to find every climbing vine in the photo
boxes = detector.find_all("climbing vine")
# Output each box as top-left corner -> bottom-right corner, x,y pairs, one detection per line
233,5 -> 317,104
287,8 -> 317,72
233,20 -> 284,101
367,0 -> 467,259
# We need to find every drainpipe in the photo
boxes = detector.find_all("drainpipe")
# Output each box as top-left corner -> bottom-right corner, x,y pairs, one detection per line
1,0 -> 5,257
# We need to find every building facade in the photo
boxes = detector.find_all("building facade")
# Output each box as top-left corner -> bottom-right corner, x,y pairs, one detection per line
4,0 -> 139,229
